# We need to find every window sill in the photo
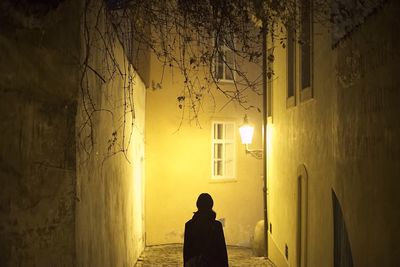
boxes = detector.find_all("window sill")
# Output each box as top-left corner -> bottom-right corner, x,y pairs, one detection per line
209,178 -> 237,183
286,95 -> 296,108
300,86 -> 313,102
217,79 -> 235,84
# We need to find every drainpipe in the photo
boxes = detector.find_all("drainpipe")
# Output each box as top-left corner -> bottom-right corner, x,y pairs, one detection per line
262,19 -> 269,258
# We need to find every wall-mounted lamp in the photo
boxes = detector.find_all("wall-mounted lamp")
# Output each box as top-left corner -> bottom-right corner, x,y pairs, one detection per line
239,115 -> 263,159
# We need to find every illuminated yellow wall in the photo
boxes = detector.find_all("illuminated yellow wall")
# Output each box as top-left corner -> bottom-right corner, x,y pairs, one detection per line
76,60 -> 146,266
267,2 -> 400,267
145,50 -> 264,246
75,2 -> 146,266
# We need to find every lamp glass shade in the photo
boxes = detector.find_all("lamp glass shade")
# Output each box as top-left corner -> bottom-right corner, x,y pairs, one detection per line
239,124 -> 254,145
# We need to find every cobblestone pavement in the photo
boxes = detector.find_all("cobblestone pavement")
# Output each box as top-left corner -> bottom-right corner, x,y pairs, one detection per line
135,244 -> 276,267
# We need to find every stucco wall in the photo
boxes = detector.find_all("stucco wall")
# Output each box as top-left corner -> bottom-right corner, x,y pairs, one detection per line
267,19 -> 336,267
75,2 -> 146,266
334,2 -> 400,266
75,71 -> 146,267
0,1 -> 147,266
0,0 -> 80,266
145,48 -> 264,247
268,2 -> 400,267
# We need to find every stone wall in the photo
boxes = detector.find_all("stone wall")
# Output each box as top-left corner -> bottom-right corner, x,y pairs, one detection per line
0,0 -> 80,266
0,0 -> 146,266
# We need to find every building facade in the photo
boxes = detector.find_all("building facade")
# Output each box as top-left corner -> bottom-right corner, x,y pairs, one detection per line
144,34 -> 266,247
267,1 -> 400,266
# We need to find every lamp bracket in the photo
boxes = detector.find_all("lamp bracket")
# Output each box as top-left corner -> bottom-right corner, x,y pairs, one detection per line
245,144 -> 263,159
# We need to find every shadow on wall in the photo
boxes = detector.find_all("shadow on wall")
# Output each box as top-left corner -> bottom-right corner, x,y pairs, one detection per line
332,190 -> 354,267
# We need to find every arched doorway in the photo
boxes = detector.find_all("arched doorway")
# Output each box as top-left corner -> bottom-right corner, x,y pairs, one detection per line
297,164 -> 308,267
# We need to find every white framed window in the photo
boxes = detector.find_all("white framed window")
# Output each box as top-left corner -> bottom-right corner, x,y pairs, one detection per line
287,26 -> 296,108
299,0 -> 313,101
211,121 -> 236,180
286,0 -> 313,107
215,35 -> 235,82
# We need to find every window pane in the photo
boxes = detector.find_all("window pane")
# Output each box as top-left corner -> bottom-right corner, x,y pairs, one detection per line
225,143 -> 234,161
225,160 -> 233,177
215,34 -> 235,81
218,124 -> 223,139
214,143 -> 223,159
216,53 -> 224,79
225,51 -> 234,80
225,123 -> 234,139
301,0 -> 311,89
225,67 -> 233,80
287,28 -> 295,98
214,123 -> 223,139
225,144 -> 234,177
226,50 -> 234,66
214,160 -> 223,176
217,65 -> 224,79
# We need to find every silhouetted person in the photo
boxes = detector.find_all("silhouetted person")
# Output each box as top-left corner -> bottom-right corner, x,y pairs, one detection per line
183,193 -> 229,267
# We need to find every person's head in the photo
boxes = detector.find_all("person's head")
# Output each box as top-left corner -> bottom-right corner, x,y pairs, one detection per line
196,193 -> 214,211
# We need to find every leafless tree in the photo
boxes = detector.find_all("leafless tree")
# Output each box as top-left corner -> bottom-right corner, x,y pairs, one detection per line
0,0 -> 386,159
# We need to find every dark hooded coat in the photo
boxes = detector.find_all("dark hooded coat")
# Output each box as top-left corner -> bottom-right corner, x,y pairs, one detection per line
183,210 -> 229,267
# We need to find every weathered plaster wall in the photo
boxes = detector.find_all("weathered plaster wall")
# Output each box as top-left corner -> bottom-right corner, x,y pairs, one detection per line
0,0 -> 80,266
0,1 -> 146,266
75,3 -> 146,266
268,2 -> 400,267
334,2 -> 400,266
145,49 -> 264,247
267,19 -> 336,267
75,72 -> 146,267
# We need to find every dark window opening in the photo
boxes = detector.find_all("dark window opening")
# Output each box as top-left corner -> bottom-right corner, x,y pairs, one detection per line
287,28 -> 296,99
300,0 -> 311,90
332,190 -> 354,267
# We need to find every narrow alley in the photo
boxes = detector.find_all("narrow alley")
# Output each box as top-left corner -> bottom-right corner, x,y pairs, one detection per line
135,244 -> 276,267
1,1 -> 399,266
